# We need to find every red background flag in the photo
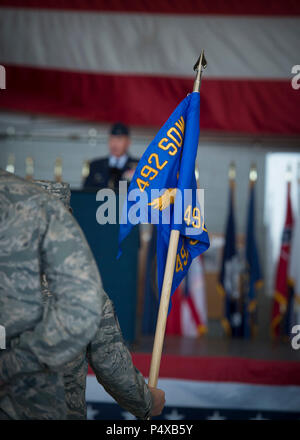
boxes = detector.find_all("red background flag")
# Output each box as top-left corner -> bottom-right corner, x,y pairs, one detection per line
271,181 -> 294,339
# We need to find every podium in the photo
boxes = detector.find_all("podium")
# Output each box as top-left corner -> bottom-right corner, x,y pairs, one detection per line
71,190 -> 139,343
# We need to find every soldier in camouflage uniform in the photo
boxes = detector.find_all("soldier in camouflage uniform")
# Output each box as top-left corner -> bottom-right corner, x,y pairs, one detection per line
0,169 -> 104,419
34,179 -> 165,420
63,293 -> 155,420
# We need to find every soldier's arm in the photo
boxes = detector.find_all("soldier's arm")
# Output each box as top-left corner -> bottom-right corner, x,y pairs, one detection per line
0,199 -> 103,382
86,293 -> 153,420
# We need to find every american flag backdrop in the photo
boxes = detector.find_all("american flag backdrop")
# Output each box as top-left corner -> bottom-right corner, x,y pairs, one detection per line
1,1 -> 300,422
86,353 -> 300,420
0,1 -> 299,134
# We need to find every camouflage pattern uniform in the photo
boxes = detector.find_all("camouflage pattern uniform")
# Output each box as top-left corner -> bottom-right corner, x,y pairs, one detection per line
34,179 -> 153,420
63,293 -> 153,420
0,170 -> 103,419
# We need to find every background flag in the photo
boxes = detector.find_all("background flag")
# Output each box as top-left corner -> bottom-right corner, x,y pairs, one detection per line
218,176 -> 243,337
166,255 -> 207,337
271,181 -> 294,339
242,178 -> 263,339
289,177 -> 300,328
119,92 -> 210,312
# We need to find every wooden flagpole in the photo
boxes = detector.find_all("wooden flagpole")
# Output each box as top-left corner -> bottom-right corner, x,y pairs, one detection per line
148,51 -> 207,390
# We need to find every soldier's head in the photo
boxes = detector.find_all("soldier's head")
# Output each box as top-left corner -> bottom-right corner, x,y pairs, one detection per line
108,122 -> 131,158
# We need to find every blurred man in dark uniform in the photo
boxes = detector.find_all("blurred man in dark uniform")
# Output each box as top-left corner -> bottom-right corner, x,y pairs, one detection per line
83,122 -> 138,192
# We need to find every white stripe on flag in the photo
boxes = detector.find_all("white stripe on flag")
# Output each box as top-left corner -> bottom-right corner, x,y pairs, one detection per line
181,301 -> 198,337
0,8 -> 299,79
86,376 -> 300,412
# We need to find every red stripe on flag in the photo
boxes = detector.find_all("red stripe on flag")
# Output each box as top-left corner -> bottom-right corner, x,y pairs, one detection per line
166,288 -> 182,335
0,0 -> 299,16
185,296 -> 202,328
88,354 -> 300,386
0,64 -> 298,135
271,182 -> 294,338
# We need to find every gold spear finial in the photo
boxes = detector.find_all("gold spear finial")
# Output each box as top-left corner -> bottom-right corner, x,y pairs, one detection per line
25,156 -> 34,180
81,160 -> 90,180
229,161 -> 236,190
6,154 -> 15,174
229,161 -> 236,181
54,157 -> 63,182
249,163 -> 257,187
193,50 -> 207,93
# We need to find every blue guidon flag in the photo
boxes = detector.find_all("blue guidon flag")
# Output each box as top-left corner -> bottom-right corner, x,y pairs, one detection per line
118,92 -> 210,312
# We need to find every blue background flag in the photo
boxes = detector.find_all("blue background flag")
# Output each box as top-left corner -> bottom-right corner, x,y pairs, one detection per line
242,183 -> 262,338
218,183 -> 243,337
118,92 -> 210,313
